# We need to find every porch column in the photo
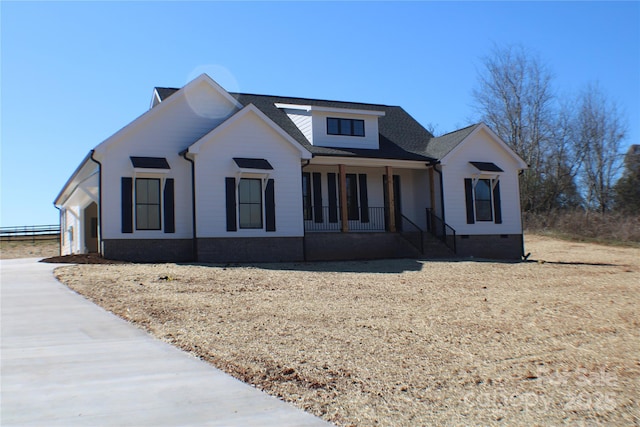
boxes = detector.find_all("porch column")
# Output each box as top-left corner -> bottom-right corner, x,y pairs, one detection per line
339,164 -> 349,232
386,166 -> 396,232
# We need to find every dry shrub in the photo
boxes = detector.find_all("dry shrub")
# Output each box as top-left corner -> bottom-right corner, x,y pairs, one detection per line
524,211 -> 640,245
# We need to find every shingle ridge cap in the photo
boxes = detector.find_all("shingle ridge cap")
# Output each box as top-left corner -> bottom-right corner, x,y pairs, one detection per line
436,123 -> 480,138
230,92 -> 395,109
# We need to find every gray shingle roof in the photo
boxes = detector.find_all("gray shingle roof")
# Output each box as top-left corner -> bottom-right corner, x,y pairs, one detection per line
425,124 -> 480,159
155,87 -> 178,100
156,86 -> 477,162
232,93 -> 440,161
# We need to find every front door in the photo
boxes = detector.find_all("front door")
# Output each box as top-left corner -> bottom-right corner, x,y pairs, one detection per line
383,175 -> 402,231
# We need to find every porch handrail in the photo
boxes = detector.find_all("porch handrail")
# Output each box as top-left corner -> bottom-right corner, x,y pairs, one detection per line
425,208 -> 457,254
399,214 -> 424,253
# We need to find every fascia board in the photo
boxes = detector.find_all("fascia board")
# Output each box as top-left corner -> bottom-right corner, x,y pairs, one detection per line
275,103 -> 312,112
440,123 -> 528,169
188,104 -> 312,159
150,89 -> 162,109
93,73 -> 241,156
54,152 -> 95,206
310,156 -> 429,169
275,103 -> 385,117
198,73 -> 243,109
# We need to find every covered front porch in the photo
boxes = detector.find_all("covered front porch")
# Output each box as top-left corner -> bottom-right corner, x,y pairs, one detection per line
302,159 -> 438,231
300,158 -> 449,258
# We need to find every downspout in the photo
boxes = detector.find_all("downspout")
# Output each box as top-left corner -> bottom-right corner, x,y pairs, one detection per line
53,204 -> 62,256
181,150 -> 198,262
518,169 -> 530,260
89,150 -> 103,255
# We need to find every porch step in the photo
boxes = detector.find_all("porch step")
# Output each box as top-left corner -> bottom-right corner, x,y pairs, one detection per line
420,233 -> 457,259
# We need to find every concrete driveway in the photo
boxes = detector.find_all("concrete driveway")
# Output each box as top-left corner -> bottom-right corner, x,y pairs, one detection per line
1,258 -> 332,426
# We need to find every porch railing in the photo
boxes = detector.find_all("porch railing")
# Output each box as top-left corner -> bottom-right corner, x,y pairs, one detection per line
425,208 -> 457,253
399,215 -> 424,253
304,206 -> 386,232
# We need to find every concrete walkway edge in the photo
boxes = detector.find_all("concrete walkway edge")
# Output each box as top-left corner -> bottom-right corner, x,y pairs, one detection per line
1,258 -> 332,426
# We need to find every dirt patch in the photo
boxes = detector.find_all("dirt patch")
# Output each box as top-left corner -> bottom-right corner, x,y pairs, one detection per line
55,234 -> 640,426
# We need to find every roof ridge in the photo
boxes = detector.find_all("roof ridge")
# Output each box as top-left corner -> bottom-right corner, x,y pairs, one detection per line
154,86 -> 399,108
230,92 -> 396,108
435,123 -> 479,138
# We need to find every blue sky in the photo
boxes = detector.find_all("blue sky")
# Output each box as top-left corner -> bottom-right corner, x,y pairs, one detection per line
1,1 -> 638,227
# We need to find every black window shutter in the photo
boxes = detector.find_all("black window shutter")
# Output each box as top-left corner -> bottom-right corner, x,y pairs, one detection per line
265,179 -> 276,232
493,180 -> 502,224
464,178 -> 475,224
312,172 -> 323,223
163,178 -> 175,233
358,174 -> 369,223
225,177 -> 237,232
327,173 -> 338,223
121,177 -> 133,233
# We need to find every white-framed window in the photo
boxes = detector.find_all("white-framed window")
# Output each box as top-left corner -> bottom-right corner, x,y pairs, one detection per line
464,177 -> 502,225
474,178 -> 493,222
238,178 -> 263,229
135,178 -> 161,230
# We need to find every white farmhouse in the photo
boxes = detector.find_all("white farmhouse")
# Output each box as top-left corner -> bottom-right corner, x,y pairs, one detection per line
54,74 -> 528,262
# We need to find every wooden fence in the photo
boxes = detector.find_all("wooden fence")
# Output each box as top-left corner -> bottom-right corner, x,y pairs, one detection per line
0,225 -> 60,242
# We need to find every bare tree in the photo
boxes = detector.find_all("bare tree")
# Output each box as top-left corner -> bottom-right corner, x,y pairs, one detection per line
538,99 -> 584,210
614,145 -> 640,214
574,83 -> 626,213
472,45 -> 555,212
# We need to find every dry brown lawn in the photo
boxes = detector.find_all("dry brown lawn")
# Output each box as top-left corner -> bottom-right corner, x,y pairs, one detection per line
0,239 -> 59,259
55,235 -> 639,426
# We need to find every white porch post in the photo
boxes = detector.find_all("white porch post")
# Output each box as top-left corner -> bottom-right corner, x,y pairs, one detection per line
386,166 -> 396,232
339,164 -> 349,232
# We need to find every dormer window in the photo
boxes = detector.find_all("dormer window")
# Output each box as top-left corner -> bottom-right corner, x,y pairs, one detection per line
327,118 -> 365,137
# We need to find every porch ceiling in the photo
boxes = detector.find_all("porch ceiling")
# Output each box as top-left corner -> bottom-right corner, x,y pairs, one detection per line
64,173 -> 99,208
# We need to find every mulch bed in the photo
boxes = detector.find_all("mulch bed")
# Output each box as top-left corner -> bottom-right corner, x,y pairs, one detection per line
41,253 -> 128,264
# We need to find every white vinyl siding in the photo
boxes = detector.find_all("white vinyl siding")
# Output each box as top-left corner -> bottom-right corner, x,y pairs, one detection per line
285,110 -> 313,143
441,127 -> 523,235
194,109 -> 306,238
311,112 -> 380,149
98,80 -> 241,240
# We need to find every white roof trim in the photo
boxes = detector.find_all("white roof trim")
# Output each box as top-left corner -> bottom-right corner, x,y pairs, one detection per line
310,156 -> 429,169
275,103 -> 385,117
93,74 -> 241,156
440,123 -> 528,169
54,152 -> 97,206
187,104 -> 312,159
150,89 -> 162,109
